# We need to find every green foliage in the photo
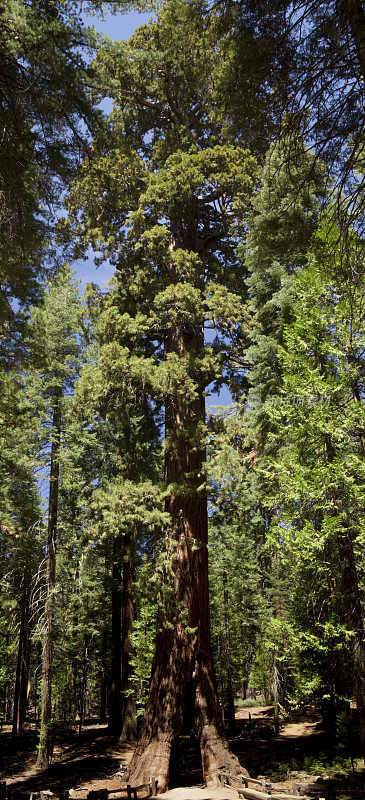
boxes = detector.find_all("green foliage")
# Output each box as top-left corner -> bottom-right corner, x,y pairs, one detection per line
208,408 -> 268,706
131,560 -> 158,715
2,0 -> 364,752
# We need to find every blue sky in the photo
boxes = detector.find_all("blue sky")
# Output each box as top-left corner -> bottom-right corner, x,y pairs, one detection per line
74,9 -> 152,293
82,8 -> 153,41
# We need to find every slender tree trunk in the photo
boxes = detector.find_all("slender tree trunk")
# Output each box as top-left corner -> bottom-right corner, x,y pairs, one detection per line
19,616 -> 30,732
109,536 -> 122,734
100,670 -> 108,724
272,659 -> 280,733
12,586 -> 30,737
79,642 -> 88,734
128,312 -> 244,791
36,389 -> 62,768
100,622 -> 108,723
120,532 -> 137,742
217,628 -> 225,706
223,576 -> 236,735
100,554 -> 109,723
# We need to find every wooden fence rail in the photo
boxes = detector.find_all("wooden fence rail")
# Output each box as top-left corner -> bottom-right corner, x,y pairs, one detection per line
218,772 -> 312,800
218,771 -> 365,800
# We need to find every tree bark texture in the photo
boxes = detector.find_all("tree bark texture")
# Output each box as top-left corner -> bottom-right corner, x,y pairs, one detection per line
109,537 -> 122,735
36,389 -> 61,768
128,306 -> 244,790
12,585 -> 30,736
120,533 -> 137,742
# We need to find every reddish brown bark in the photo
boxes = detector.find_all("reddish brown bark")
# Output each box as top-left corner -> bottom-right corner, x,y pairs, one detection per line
128,319 -> 243,791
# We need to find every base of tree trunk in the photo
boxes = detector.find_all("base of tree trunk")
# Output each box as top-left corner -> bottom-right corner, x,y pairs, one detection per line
195,657 -> 246,787
120,699 -> 137,743
128,651 -> 247,793
128,726 -> 244,793
128,737 -> 173,793
36,744 -> 50,770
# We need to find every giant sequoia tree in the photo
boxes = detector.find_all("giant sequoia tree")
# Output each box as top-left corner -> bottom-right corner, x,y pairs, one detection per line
66,0 -> 257,788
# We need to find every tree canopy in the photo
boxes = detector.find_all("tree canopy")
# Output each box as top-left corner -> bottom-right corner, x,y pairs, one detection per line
0,0 -> 364,790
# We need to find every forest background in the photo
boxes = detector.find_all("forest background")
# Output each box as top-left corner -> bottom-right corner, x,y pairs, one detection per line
0,0 -> 364,790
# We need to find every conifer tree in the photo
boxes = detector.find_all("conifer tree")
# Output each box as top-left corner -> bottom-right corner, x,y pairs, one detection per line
265,217 -> 365,754
208,409 -> 266,728
238,137 -> 326,710
26,267 -> 84,767
0,356 -> 42,733
245,136 -> 325,413
66,0 -> 258,786
72,283 -> 164,739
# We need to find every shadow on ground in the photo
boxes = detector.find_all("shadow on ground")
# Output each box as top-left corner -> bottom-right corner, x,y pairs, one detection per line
1,726 -> 131,793
232,709 -> 327,776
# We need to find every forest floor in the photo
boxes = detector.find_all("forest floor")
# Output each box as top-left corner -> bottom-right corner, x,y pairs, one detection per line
1,706 -> 363,797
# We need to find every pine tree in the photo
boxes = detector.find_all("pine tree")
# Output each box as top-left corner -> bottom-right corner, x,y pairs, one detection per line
25,267 -> 84,767
236,137 -> 326,711
71,282 -> 164,738
0,358 -> 42,734
208,409 -> 266,730
265,216 -> 365,754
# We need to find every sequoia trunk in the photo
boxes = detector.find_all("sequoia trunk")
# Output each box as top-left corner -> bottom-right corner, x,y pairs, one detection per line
128,318 -> 243,791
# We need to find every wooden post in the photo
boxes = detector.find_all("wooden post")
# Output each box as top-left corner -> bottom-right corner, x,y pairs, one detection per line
127,787 -> 132,800
150,778 -> 157,796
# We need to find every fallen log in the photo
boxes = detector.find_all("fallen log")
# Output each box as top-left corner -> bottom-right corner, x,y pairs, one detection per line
218,773 -> 314,800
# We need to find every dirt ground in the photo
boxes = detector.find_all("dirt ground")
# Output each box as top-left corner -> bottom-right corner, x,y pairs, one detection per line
0,707 -> 353,797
